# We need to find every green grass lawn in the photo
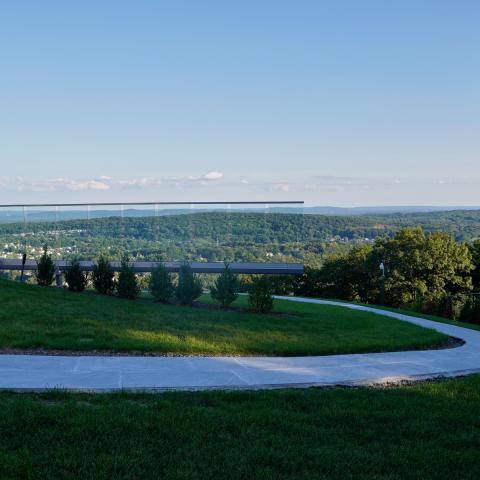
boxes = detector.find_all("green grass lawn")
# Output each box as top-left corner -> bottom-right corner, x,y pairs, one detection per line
1,375 -> 480,479
0,279 -> 449,355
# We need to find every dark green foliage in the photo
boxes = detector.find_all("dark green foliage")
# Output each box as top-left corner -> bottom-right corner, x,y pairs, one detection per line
313,244 -> 376,302
210,264 -> 239,307
149,264 -> 174,302
290,267 -> 322,297
175,264 -> 203,305
116,257 -> 140,300
460,296 -> 480,324
35,245 -> 55,286
269,274 -> 296,295
92,255 -> 115,295
433,294 -> 466,320
0,271 -> 11,280
64,259 -> 88,292
248,275 -> 274,313
410,293 -> 470,321
469,240 -> 480,291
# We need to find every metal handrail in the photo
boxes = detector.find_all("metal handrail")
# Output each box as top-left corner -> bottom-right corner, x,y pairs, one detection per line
0,201 -> 304,208
0,258 -> 304,275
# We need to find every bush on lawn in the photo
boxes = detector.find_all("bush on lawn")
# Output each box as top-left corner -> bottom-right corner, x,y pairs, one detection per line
35,245 -> 55,286
248,275 -> 274,313
176,263 -> 203,305
92,255 -> 115,295
65,259 -> 88,292
116,256 -> 140,300
210,263 -> 239,307
149,263 -> 174,303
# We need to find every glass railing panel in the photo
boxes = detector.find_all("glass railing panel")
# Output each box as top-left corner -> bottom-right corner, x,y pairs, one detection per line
21,205 -> 60,261
56,206 -> 92,260
0,207 -> 25,262
0,201 -> 305,269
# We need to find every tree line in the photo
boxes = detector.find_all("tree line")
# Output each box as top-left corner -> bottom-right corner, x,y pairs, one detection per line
277,227 -> 480,323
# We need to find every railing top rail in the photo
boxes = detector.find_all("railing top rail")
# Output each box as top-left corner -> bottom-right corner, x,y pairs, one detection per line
0,259 -> 304,275
0,201 -> 304,208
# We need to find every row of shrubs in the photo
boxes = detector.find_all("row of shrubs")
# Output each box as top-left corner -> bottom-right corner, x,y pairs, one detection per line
35,247 -> 274,313
412,293 -> 480,325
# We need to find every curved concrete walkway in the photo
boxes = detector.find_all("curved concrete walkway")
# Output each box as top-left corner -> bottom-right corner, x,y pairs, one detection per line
1,297 -> 480,391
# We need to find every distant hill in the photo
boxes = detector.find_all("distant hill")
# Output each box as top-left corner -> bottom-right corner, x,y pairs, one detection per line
1,205 -> 480,223
301,206 -> 480,215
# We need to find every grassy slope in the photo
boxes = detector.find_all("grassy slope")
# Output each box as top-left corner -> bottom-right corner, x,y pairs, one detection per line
0,279 -> 449,356
1,376 -> 480,479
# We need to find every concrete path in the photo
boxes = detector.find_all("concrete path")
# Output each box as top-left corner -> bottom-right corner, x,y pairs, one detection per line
1,297 -> 480,392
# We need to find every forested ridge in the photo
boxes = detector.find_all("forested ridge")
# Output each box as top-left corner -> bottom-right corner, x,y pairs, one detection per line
1,210 -> 480,266
1,209 -> 480,242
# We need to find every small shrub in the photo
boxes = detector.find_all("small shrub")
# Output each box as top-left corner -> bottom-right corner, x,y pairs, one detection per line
176,263 -> 203,305
210,263 -> 239,307
410,295 -> 425,314
65,259 -> 88,292
248,275 -> 274,313
35,246 -> 55,286
460,296 -> 480,324
92,255 -> 115,295
421,294 -> 466,320
421,297 -> 438,316
150,264 -> 174,303
436,294 -> 466,320
116,257 -> 140,300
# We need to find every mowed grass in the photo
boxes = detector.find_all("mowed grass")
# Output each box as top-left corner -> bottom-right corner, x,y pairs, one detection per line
0,279 -> 448,355
1,376 -> 480,479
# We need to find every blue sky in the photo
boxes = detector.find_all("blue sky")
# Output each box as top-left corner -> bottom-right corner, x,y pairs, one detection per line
0,1 -> 479,205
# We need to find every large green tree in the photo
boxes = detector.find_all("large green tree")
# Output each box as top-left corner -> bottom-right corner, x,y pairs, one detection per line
374,227 -> 428,306
374,228 -> 473,306
316,244 -> 374,302
423,232 -> 473,297
309,227 -> 474,307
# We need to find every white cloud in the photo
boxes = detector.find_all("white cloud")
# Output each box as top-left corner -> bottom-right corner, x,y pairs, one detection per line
116,178 -> 163,188
3,172 -> 225,192
276,183 -> 291,192
113,171 -> 225,189
202,171 -> 223,180
10,177 -> 111,192
67,180 -> 110,191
